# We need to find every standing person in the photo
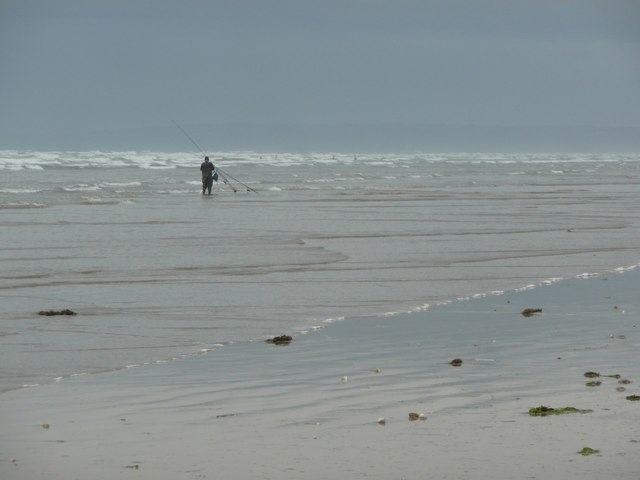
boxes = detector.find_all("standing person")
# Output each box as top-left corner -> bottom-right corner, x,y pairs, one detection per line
200,156 -> 216,195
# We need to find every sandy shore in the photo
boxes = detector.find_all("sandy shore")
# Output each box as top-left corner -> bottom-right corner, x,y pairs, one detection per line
1,269 -> 639,479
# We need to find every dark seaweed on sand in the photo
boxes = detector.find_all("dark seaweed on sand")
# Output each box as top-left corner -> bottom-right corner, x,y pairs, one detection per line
38,309 -> 76,316
265,335 -> 293,345
528,406 -> 593,416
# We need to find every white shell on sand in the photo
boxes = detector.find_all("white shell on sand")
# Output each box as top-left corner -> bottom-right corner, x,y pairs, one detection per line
341,376 -> 348,383
377,417 -> 386,425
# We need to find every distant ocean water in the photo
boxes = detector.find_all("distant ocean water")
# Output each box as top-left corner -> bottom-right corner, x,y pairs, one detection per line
1,150 -> 639,393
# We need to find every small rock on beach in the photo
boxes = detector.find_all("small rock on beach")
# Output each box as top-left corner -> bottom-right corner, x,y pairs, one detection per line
408,412 -> 427,421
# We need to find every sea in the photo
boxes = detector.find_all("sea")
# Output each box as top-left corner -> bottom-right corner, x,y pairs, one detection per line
1,150 -> 639,394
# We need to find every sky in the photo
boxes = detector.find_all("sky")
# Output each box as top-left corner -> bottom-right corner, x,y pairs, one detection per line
1,0 -> 640,152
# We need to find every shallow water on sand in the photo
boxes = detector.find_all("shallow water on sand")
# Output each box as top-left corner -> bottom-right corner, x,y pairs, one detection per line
1,151 -> 640,392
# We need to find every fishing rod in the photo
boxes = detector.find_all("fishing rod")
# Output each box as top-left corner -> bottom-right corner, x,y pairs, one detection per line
215,167 -> 258,194
172,120 -> 257,194
172,120 -> 207,155
216,170 -> 237,193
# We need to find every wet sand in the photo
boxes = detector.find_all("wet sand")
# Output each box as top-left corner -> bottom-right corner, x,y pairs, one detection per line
1,269 -> 639,479
3,153 -> 640,393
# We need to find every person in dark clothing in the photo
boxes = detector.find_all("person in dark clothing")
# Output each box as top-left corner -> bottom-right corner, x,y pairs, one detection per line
200,156 -> 216,195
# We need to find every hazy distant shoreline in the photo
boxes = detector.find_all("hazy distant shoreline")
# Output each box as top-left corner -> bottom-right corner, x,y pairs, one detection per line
4,124 -> 640,153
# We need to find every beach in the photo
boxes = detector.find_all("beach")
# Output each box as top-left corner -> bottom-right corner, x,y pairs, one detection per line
3,0 -> 640,476
1,268 -> 639,479
1,151 -> 640,478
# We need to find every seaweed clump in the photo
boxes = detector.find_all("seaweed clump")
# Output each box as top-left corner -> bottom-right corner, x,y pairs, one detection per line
265,335 -> 293,345
626,395 -> 640,402
38,309 -> 76,316
449,358 -> 463,367
521,308 -> 542,317
583,371 -> 623,388
578,447 -> 599,456
528,406 -> 593,417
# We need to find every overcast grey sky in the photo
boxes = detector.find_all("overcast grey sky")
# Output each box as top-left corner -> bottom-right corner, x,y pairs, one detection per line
1,0 -> 639,151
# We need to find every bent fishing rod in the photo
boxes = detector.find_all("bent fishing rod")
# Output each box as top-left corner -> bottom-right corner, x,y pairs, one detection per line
172,120 -> 258,194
